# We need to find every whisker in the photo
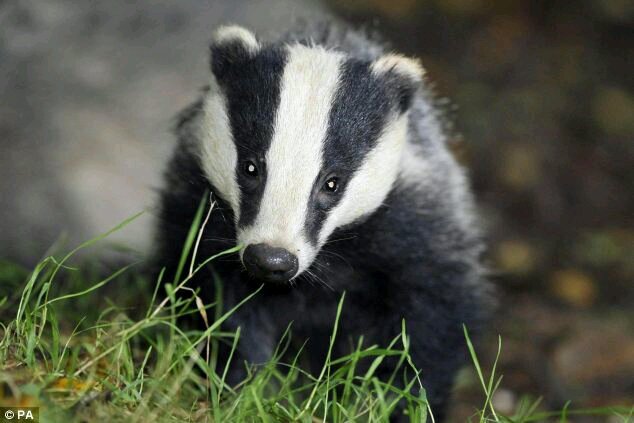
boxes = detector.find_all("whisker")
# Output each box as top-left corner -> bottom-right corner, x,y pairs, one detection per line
295,270 -> 310,285
304,268 -> 334,291
218,258 -> 243,263
202,236 -> 236,242
324,234 -> 358,245
316,250 -> 354,272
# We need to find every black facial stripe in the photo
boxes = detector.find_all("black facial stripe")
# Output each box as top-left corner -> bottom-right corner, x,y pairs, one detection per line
305,59 -> 394,244
213,46 -> 287,227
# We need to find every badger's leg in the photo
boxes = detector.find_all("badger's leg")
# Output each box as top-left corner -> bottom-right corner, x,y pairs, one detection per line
210,302 -> 279,385
383,263 -> 488,422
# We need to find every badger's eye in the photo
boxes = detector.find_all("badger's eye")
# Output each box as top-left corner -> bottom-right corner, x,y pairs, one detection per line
243,161 -> 258,177
323,177 -> 338,193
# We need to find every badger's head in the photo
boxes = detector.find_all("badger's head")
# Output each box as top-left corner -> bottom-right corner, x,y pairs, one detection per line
197,25 -> 423,283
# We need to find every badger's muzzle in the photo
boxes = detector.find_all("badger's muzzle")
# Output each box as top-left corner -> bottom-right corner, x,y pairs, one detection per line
243,243 -> 299,283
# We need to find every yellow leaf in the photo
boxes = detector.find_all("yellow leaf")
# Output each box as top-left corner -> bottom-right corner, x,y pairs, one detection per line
195,295 -> 209,328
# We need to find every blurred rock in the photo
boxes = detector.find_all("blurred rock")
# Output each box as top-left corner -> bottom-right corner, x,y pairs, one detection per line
552,321 -> 634,403
495,240 -> 538,276
491,388 -> 517,415
550,269 -> 598,308
573,229 -> 634,273
593,87 -> 634,136
476,296 -> 634,415
498,142 -> 541,191
0,0 -> 327,264
592,0 -> 634,23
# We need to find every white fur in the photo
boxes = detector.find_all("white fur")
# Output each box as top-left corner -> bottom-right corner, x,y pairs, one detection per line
397,139 -> 433,188
371,53 -> 424,83
237,44 -> 344,274
199,79 -> 241,216
319,114 -> 408,245
397,110 -> 476,234
212,25 -> 260,54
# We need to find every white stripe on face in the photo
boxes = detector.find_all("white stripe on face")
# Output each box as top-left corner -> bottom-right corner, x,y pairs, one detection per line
319,114 -> 409,245
199,80 -> 240,216
237,44 -> 344,274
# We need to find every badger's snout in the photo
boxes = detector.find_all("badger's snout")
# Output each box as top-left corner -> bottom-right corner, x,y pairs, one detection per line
243,243 -> 299,283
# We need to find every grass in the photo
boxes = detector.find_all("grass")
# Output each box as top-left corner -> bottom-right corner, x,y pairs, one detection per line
0,206 -> 632,422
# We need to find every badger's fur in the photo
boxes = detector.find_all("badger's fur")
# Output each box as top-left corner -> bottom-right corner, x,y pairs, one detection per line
155,23 -> 490,420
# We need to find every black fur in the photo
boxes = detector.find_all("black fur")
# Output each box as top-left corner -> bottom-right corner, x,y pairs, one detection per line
211,42 -> 287,227
154,24 -> 491,422
305,59 -> 395,243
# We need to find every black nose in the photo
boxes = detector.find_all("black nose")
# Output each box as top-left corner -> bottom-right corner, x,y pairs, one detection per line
243,243 -> 299,283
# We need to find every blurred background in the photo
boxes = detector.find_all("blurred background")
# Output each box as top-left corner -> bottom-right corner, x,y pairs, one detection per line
1,0 -> 632,420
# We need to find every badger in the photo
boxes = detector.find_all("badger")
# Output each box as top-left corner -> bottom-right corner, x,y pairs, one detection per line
154,23 -> 490,420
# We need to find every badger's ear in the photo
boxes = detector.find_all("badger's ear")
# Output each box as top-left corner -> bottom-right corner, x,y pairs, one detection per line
371,54 -> 425,113
209,25 -> 260,79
